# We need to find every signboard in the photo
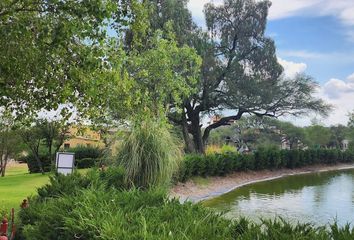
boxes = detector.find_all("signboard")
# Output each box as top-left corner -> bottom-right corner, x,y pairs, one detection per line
56,152 -> 75,175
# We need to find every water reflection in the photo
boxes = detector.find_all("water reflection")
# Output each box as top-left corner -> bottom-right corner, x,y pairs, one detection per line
203,169 -> 354,227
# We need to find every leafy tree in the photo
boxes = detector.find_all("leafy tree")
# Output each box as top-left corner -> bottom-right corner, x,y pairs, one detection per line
328,125 -> 347,149
348,111 -> 354,149
145,0 -> 330,153
273,121 -> 305,149
19,125 -> 45,174
304,125 -> 331,149
36,119 -> 70,164
0,0 -> 132,119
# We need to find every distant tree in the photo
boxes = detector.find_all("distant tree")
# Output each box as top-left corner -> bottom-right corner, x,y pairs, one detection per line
328,125 -> 347,149
36,119 -> 70,164
19,126 -> 45,174
0,110 -> 23,177
305,125 -> 331,149
274,121 -> 306,149
348,111 -> 354,149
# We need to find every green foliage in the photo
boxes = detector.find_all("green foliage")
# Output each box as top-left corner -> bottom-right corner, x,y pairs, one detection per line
36,172 -> 93,200
305,124 -> 332,148
67,145 -> 103,160
178,149 -> 354,182
18,182 -> 354,240
20,153 -> 51,174
116,120 -> 182,189
35,167 -> 126,201
75,158 -> 99,169
0,0 -> 132,118
221,144 -> 238,153
19,188 -> 236,240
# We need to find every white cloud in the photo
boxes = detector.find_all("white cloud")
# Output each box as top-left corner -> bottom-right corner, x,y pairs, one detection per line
187,0 -> 222,27
312,73 -> 354,126
268,0 -> 321,20
278,57 -> 307,78
281,73 -> 354,127
347,73 -> 354,82
269,0 -> 354,26
323,77 -> 354,98
188,0 -> 354,40
188,0 -> 354,26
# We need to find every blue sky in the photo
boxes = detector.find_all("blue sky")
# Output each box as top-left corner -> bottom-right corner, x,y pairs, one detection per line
188,0 -> 354,126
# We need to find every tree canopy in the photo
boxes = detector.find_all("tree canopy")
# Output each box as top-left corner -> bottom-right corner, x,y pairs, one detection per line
151,0 -> 331,153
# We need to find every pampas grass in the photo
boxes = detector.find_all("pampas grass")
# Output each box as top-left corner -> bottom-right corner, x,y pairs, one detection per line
116,120 -> 182,189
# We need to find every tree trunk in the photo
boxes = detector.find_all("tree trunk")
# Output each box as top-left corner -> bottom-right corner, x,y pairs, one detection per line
1,152 -> 8,177
31,142 -> 44,175
181,110 -> 194,153
34,152 -> 45,175
189,113 -> 205,154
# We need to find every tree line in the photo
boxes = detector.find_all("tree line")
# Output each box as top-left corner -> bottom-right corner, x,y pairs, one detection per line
208,113 -> 354,151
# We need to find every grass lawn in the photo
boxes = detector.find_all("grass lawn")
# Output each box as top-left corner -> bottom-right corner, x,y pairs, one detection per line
0,164 -> 49,211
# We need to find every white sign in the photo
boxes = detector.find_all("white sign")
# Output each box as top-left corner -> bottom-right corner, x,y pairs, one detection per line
56,152 -> 75,175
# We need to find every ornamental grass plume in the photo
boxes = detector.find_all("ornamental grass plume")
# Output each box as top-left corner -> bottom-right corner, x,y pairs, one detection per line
116,119 -> 182,189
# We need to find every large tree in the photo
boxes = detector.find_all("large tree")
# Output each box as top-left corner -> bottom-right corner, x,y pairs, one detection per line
148,0 -> 330,153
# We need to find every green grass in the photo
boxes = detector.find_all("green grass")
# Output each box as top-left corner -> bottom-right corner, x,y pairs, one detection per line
0,164 -> 49,211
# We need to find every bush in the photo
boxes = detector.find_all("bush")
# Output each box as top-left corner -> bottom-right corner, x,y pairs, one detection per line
18,186 -> 354,240
67,145 -> 103,160
19,188 -> 236,240
21,153 -> 52,173
75,158 -> 99,169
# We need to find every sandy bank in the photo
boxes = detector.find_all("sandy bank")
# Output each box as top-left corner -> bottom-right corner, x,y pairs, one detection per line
170,163 -> 354,203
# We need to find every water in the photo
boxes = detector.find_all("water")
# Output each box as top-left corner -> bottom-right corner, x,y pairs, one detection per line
203,169 -> 354,227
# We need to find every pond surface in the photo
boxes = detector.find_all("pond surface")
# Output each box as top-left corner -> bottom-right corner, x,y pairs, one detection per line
203,168 -> 354,227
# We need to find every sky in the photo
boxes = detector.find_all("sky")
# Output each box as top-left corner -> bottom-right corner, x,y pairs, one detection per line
188,0 -> 354,126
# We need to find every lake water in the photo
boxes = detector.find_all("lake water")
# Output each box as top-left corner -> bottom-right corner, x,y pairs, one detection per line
203,168 -> 354,227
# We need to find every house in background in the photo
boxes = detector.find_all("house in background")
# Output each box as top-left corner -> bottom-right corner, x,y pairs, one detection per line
62,126 -> 105,149
342,139 -> 350,151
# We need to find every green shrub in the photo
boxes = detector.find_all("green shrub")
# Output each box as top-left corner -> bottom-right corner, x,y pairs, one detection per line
36,171 -> 95,199
116,120 -> 182,189
75,158 -> 98,169
177,149 -> 354,182
220,144 -> 237,153
67,145 -> 103,160
18,187 -> 354,240
22,153 -> 52,173
19,188 -> 236,240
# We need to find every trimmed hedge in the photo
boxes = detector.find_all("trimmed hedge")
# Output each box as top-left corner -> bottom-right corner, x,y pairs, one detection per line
178,149 -> 354,182
67,145 -> 103,160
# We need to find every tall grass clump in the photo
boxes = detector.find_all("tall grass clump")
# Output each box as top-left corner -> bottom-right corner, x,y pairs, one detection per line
116,120 -> 182,189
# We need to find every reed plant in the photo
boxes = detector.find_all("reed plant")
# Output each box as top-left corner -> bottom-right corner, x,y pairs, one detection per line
116,120 -> 182,189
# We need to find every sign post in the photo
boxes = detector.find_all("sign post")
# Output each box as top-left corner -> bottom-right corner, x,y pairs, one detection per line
56,152 -> 75,175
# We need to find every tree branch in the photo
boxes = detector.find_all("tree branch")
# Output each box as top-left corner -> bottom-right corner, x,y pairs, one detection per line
202,109 -> 245,143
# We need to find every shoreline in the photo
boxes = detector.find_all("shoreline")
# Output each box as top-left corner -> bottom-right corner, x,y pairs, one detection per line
170,163 -> 354,203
